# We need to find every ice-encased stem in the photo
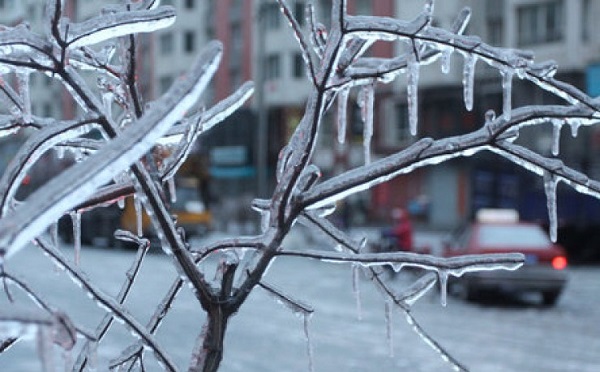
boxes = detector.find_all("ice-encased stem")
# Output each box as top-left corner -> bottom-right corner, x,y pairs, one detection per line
543,171 -> 559,242
501,70 -> 513,120
462,54 -> 476,111
407,58 -> 420,136
337,88 -> 349,145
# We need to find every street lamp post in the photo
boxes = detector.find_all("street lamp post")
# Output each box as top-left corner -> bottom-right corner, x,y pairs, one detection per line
255,0 -> 269,198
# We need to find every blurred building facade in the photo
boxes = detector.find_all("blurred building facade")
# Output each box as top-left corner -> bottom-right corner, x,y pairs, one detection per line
2,0 -> 600,234
375,0 -> 600,229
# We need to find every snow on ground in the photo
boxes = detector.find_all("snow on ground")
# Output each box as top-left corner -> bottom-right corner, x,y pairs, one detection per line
0,228 -> 599,371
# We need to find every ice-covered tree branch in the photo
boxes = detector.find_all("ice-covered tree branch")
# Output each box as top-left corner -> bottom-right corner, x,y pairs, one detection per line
1,0 -> 599,370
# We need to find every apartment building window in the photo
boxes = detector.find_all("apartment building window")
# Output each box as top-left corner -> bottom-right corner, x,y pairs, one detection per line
294,2 -> 305,26
264,3 -> 281,29
517,1 -> 564,46
0,0 -> 14,9
381,101 -> 411,147
354,0 -> 371,15
185,0 -> 195,9
293,53 -> 305,79
159,75 -> 174,94
43,103 -> 52,118
318,0 -> 332,27
582,0 -> 591,42
159,33 -> 174,55
487,19 -> 503,45
265,54 -> 281,80
230,22 -> 243,62
183,31 -> 195,53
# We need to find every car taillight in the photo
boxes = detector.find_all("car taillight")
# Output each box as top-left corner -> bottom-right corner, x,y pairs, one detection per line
552,256 -> 567,270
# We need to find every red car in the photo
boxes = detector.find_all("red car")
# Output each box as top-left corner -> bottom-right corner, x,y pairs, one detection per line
444,211 -> 568,306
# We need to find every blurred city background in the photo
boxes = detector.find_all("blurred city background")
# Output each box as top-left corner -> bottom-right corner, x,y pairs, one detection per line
1,0 -> 600,262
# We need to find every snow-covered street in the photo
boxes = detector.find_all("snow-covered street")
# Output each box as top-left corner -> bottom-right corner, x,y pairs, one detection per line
1,229 -> 599,371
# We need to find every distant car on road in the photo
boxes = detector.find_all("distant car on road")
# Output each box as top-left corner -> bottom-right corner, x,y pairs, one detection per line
444,209 -> 568,306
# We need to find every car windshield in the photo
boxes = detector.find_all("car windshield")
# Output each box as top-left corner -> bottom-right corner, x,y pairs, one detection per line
477,224 -> 551,249
173,187 -> 200,208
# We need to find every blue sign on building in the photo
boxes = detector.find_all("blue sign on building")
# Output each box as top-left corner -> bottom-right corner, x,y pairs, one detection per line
586,63 -> 600,97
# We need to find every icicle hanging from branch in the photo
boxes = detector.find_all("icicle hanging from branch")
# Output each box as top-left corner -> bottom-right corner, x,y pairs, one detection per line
358,84 -> 375,164
407,54 -> 420,136
543,171 -> 559,242
337,88 -> 349,145
501,70 -> 513,120
551,119 -> 563,156
70,211 -> 82,266
462,54 -> 477,111
440,47 -> 452,74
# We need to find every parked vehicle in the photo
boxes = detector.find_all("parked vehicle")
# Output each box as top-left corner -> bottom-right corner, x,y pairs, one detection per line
60,178 -> 211,247
58,204 -> 121,247
120,178 -> 211,240
444,209 -> 568,305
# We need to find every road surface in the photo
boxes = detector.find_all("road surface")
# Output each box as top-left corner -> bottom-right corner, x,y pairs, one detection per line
0,229 -> 598,371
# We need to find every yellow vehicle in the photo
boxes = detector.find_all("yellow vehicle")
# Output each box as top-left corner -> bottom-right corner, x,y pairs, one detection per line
120,178 -> 212,239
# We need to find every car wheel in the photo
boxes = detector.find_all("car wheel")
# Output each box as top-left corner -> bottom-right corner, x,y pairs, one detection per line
542,291 -> 560,306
